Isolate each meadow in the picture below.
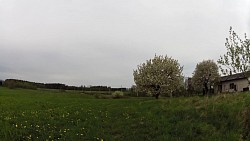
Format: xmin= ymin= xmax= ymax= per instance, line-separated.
xmin=0 ymin=87 xmax=250 ymax=141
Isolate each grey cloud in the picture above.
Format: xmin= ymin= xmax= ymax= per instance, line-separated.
xmin=0 ymin=0 xmax=249 ymax=87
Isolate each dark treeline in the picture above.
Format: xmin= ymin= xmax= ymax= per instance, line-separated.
xmin=0 ymin=80 xmax=3 ymax=86
xmin=2 ymin=79 xmax=128 ymax=92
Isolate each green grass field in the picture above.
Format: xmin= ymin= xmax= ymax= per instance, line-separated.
xmin=1 ymin=87 xmax=250 ymax=141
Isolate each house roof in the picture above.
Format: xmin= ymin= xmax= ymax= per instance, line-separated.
xmin=220 ymin=71 xmax=250 ymax=82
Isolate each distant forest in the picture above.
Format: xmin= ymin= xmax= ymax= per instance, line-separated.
xmin=1 ymin=79 xmax=127 ymax=92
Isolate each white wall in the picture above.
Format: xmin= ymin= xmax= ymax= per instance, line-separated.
xmin=221 ymin=77 xmax=250 ymax=92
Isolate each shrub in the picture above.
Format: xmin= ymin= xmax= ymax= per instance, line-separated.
xmin=112 ymin=91 xmax=124 ymax=99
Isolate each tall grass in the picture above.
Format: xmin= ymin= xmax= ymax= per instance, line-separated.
xmin=0 ymin=87 xmax=250 ymax=141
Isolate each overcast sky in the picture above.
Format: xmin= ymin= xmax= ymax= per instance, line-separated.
xmin=0 ymin=0 xmax=249 ymax=87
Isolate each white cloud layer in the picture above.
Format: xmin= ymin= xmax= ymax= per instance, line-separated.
xmin=0 ymin=0 xmax=249 ymax=87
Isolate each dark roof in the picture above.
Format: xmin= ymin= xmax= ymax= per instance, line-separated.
xmin=220 ymin=71 xmax=250 ymax=82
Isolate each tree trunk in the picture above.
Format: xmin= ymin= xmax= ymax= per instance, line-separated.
xmin=155 ymin=93 xmax=159 ymax=99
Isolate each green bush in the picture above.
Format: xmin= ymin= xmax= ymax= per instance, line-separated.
xmin=112 ymin=91 xmax=124 ymax=99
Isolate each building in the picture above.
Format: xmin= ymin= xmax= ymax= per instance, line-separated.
xmin=218 ymin=72 xmax=250 ymax=93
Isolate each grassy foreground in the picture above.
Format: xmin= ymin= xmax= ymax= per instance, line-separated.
xmin=0 ymin=87 xmax=250 ymax=141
